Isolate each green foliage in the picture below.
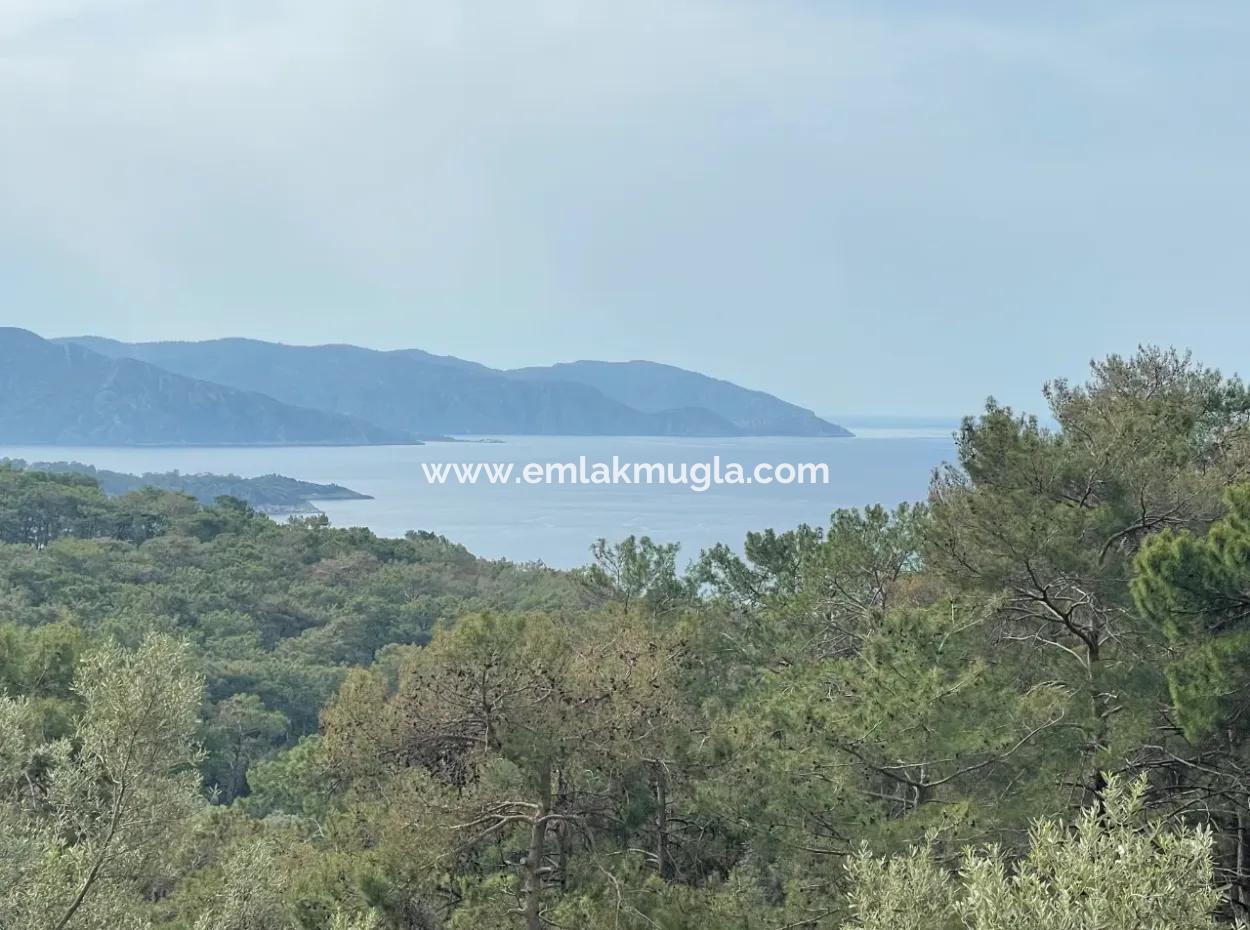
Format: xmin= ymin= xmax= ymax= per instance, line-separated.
xmin=202 ymin=693 xmax=290 ymax=802
xmin=5 ymin=458 xmax=371 ymax=510
xmin=580 ymin=534 xmax=696 ymax=614
xmin=923 ymin=349 xmax=1250 ymax=806
xmin=192 ymin=840 xmax=295 ymax=930
xmin=4 ymin=346 xmax=1250 ymax=927
xmin=842 ymin=778 xmax=1222 ymax=930
xmin=0 ymin=470 xmax=584 ymax=801
xmin=321 ymin=610 xmax=691 ymax=929
xmin=0 ymin=463 xmax=113 ymax=547
xmin=0 ymin=620 xmax=87 ymax=740
xmin=0 ymin=635 xmax=204 ymax=930
xmin=1134 ymin=483 xmax=1250 ymax=741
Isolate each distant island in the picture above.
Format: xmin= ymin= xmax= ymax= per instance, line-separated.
xmin=0 ymin=328 xmax=850 ymax=445
xmin=3 ymin=459 xmax=371 ymax=513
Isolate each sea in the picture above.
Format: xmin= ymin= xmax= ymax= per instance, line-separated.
xmin=0 ymin=429 xmax=957 ymax=569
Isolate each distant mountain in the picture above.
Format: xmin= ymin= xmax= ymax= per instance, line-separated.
xmin=62 ymin=337 xmax=772 ymax=436
xmin=4 ymin=459 xmax=370 ymax=511
xmin=61 ymin=336 xmax=849 ymax=438
xmin=0 ymin=328 xmax=417 ymax=446
xmin=509 ymin=360 xmax=850 ymax=437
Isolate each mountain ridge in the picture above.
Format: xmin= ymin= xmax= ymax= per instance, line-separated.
xmin=61 ymin=336 xmax=742 ymax=436
xmin=507 ymin=359 xmax=848 ymax=436
xmin=0 ymin=328 xmax=420 ymax=446
xmin=58 ymin=335 xmax=850 ymax=438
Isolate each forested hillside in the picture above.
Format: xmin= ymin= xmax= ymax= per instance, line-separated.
xmin=3 ymin=459 xmax=371 ymax=511
xmin=3 ymin=347 xmax=1250 ymax=929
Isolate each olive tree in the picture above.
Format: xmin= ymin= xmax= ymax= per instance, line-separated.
xmin=0 ymin=635 xmax=204 ymax=930
xmin=842 ymin=777 xmax=1222 ymax=930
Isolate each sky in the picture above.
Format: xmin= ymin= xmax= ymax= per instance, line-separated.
xmin=1 ymin=1 xmax=1248 ymax=418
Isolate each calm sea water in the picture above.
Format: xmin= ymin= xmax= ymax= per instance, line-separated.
xmin=0 ymin=433 xmax=956 ymax=568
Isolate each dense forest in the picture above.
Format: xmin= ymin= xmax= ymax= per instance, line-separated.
xmin=3 ymin=347 xmax=1250 ymax=929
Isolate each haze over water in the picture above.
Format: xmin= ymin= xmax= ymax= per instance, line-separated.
xmin=0 ymin=433 xmax=954 ymax=568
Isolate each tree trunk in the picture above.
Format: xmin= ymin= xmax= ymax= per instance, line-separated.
xmin=522 ymin=765 xmax=552 ymax=930
xmin=1236 ymin=793 xmax=1249 ymax=915
xmin=1084 ymin=625 xmax=1112 ymax=814
xmin=556 ymin=768 xmax=570 ymax=891
xmin=654 ymin=764 xmax=672 ymax=880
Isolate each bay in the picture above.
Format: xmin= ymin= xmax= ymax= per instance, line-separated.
xmin=0 ymin=433 xmax=956 ymax=568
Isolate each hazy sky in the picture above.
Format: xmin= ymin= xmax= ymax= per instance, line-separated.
xmin=2 ymin=1 xmax=1247 ymax=417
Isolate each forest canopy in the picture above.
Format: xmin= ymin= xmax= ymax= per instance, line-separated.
xmin=3 ymin=347 xmax=1250 ymax=929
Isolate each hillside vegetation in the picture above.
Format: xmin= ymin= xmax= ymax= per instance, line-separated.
xmin=4 ymin=459 xmax=371 ymax=511
xmin=3 ymin=347 xmax=1250 ymax=929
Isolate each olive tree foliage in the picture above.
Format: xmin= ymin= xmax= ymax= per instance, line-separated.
xmin=190 ymin=837 xmax=381 ymax=930
xmin=0 ymin=635 xmax=204 ymax=930
xmin=192 ymin=840 xmax=294 ymax=930
xmin=329 ymin=913 xmax=382 ymax=930
xmin=842 ymin=778 xmax=1224 ymax=930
